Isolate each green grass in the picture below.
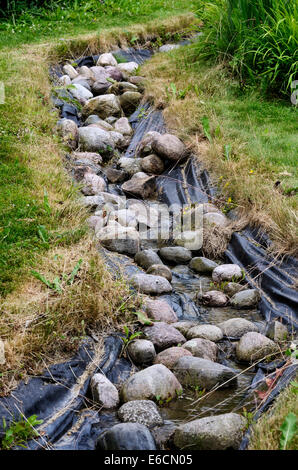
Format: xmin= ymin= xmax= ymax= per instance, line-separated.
xmin=0 ymin=0 xmax=198 ymax=48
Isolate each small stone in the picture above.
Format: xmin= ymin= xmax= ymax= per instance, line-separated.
xmin=139 ymin=131 xmax=161 ymax=156
xmin=118 ymin=400 xmax=163 ymax=427
xmin=127 ymin=339 xmax=156 ymax=365
xmin=141 ymin=154 xmax=165 ymax=175
xmin=218 ymin=318 xmax=259 ymax=338
xmin=174 ymin=413 xmax=246 ymax=450
xmin=230 ymin=289 xmax=260 ymax=308
xmin=84 ymin=115 xmax=113 ymax=130
xmin=90 ymin=373 xmax=119 ymax=409
xmin=0 ymin=339 xmax=5 ymax=365
xmin=118 ymin=157 xmax=143 ymax=176
xmin=110 ymin=208 xmax=137 ymax=227
xmin=105 ymin=167 xmax=127 ymax=183
xmin=130 ymin=274 xmax=172 ymax=295
xmin=56 ymin=118 xmax=78 ymax=149
xmin=212 ymin=264 xmax=243 ymax=283
xmin=171 ymin=321 xmax=198 ymax=337
xmin=120 ymin=91 xmax=142 ymax=114
xmin=147 ymin=264 xmax=172 ymax=282
xmin=79 ymin=66 xmax=94 ymax=79
xmin=81 ymin=172 xmax=106 ymax=195
xmin=68 ymin=83 xmax=93 ymax=104
xmin=92 ymin=80 xmax=111 ymax=96
xmin=152 ymin=133 xmax=187 ymax=162
xmin=223 ymin=282 xmax=244 ymax=297
xmin=97 ymin=226 xmax=140 ymax=255
xmin=173 ymin=357 xmax=237 ymax=390
xmin=114 ymin=117 xmax=133 ymax=136
xmin=182 ymin=338 xmax=217 ymax=362
xmin=63 ymin=63 xmax=78 ymax=79
xmin=186 ymin=324 xmax=223 ymax=342
xmin=145 ymin=299 xmax=177 ymax=323
xmin=105 ymin=66 xmax=124 ymax=82
xmin=78 ymin=126 xmax=114 ymax=156
xmin=201 ymin=290 xmax=228 ymax=307
xmin=189 ymin=257 xmax=218 ymax=274
xmin=97 ymin=423 xmax=156 ymax=450
xmin=267 ymin=321 xmax=288 ymax=342
xmin=159 ymin=247 xmax=192 ymax=264
xmin=122 ymin=174 xmax=156 ymax=199
xmin=236 ymin=332 xmax=279 ymax=363
xmin=58 ymin=75 xmax=71 ymax=86
xmin=159 ymin=44 xmax=180 ymax=52
xmin=121 ymin=364 xmax=182 ymax=402
xmin=117 ymin=62 xmax=139 ymax=74
xmin=97 ymin=52 xmax=117 ymax=67
xmin=143 ymin=322 xmax=185 ymax=352
xmin=154 ymin=347 xmax=192 ymax=369
xmin=134 ymin=249 xmax=163 ymax=270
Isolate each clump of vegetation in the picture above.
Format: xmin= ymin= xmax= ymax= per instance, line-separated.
xmin=194 ymin=0 xmax=297 ymax=97
xmin=1 ymin=415 xmax=43 ymax=450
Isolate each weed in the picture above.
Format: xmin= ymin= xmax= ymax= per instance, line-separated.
xmin=279 ymin=412 xmax=297 ymax=450
xmin=121 ymin=325 xmax=143 ymax=347
xmin=1 ymin=415 xmax=43 ymax=450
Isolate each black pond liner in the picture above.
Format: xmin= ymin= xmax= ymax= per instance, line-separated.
xmin=1 ymin=46 xmax=297 ymax=450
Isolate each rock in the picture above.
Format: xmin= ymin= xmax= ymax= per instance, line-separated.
xmin=122 ymin=174 xmax=156 ymax=199
xmin=152 ymin=421 xmax=177 ymax=449
xmin=82 ymin=94 xmax=121 ymax=119
xmin=147 ymin=264 xmax=172 ymax=282
xmin=69 ymin=83 xmax=93 ymax=104
xmin=159 ymin=247 xmax=192 ymax=264
xmin=173 ymin=357 xmax=237 ymax=390
xmin=63 ymin=63 xmax=78 ymax=79
xmin=87 ymin=215 xmax=103 ymax=230
xmin=174 ymin=230 xmax=203 ymax=251
xmin=127 ymin=339 xmax=156 ymax=365
xmin=174 ymin=413 xmax=246 ymax=450
xmin=139 ymin=131 xmax=161 ymax=156
xmin=143 ymin=322 xmax=185 ymax=351
xmin=130 ymin=274 xmax=172 ymax=295
xmin=120 ymin=91 xmax=142 ymax=114
xmin=230 ymin=289 xmax=260 ymax=308
xmin=110 ymin=208 xmax=137 ymax=228
xmin=114 ymin=117 xmax=133 ymax=136
xmin=159 ymin=44 xmax=181 ymax=52
xmin=118 ymin=157 xmax=142 ymax=175
xmin=152 ymin=133 xmax=187 ymax=162
xmin=218 ymin=318 xmax=259 ymax=338
xmin=201 ymin=290 xmax=228 ymax=307
xmin=203 ymin=212 xmax=228 ymax=227
xmin=117 ymin=61 xmax=139 ymax=74
xmin=135 ymin=249 xmax=163 ymax=270
xmin=212 ymin=264 xmax=243 ymax=283
xmin=109 ymin=130 xmax=126 ymax=148
xmin=105 ymin=66 xmax=123 ymax=82
xmin=109 ymin=81 xmax=138 ymax=95
xmin=121 ymin=364 xmax=182 ymax=402
xmin=58 ymin=74 xmax=71 ymax=86
xmin=82 ymin=172 xmax=106 ymax=195
xmin=182 ymin=338 xmax=217 ymax=362
xmin=0 ymin=339 xmax=5 ymax=365
xmin=105 ymin=167 xmax=127 ymax=183
xmin=56 ymin=118 xmax=78 ymax=149
xmin=90 ymin=65 xmax=109 ymax=82
xmin=118 ymin=400 xmax=163 ymax=427
xmin=97 ymin=52 xmax=117 ymax=67
xmin=172 ymin=321 xmax=198 ymax=337
xmin=236 ymin=332 xmax=279 ymax=363
xmin=141 ymin=154 xmax=165 ymax=175
xmin=79 ymin=65 xmax=94 ymax=79
xmin=189 ymin=257 xmax=218 ymax=274
xmin=97 ymin=226 xmax=140 ymax=255
xmin=90 ymin=373 xmax=119 ymax=409
xmin=84 ymin=115 xmax=113 ymax=130
xmin=145 ymin=299 xmax=177 ymax=323
xmin=223 ymin=282 xmax=244 ymax=297
xmin=97 ymin=423 xmax=156 ymax=450
xmin=71 ymin=76 xmax=92 ymax=90
xmin=267 ymin=321 xmax=288 ymax=342
xmin=91 ymin=80 xmax=111 ymax=96
xmin=186 ymin=324 xmax=223 ymax=342
xmin=154 ymin=347 xmax=192 ymax=369
xmin=78 ymin=126 xmax=114 ymax=156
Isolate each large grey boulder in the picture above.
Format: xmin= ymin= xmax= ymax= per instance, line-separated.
xmin=159 ymin=247 xmax=192 ymax=264
xmin=201 ymin=290 xmax=228 ymax=307
xmin=121 ymin=364 xmax=182 ymax=402
xmin=182 ymin=338 xmax=217 ymax=362
xmin=81 ymin=172 xmax=106 ymax=195
xmin=218 ymin=318 xmax=259 ymax=338
xmin=230 ymin=289 xmax=260 ymax=308
xmin=127 ymin=339 xmax=156 ymax=365
xmin=189 ymin=257 xmax=218 ymax=274
xmin=154 ymin=347 xmax=192 ymax=369
xmin=212 ymin=264 xmax=243 ymax=283
xmin=147 ymin=264 xmax=172 ymax=282
xmin=97 ymin=423 xmax=156 ymax=450
xmin=78 ymin=126 xmax=114 ymax=155
xmin=152 ymin=133 xmax=187 ymax=161
xmin=82 ymin=94 xmax=121 ymax=119
xmin=145 ymin=299 xmax=177 ymax=323
xmin=90 ymin=373 xmax=119 ymax=409
xmin=120 ymin=91 xmax=142 ymax=114
xmin=174 ymin=413 xmax=246 ymax=450
xmin=143 ymin=322 xmax=186 ymax=351
xmin=118 ymin=400 xmax=163 ymax=427
xmin=135 ymin=249 xmax=163 ymax=270
xmin=236 ymin=332 xmax=279 ymax=363
xmin=57 ymin=118 xmax=78 ymax=149
xmin=173 ymin=357 xmax=237 ymax=389
xmin=186 ymin=324 xmax=223 ymax=342
xmin=130 ymin=274 xmax=172 ymax=295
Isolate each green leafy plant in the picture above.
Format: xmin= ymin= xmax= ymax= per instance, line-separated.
xmin=31 ymin=258 xmax=83 ymax=294
xmin=279 ymin=412 xmax=297 ymax=450
xmin=1 ymin=415 xmax=43 ymax=450
xmin=242 ymin=407 xmax=254 ymax=428
xmin=201 ymin=116 xmax=212 ymax=142
xmin=121 ymin=325 xmax=143 ymax=347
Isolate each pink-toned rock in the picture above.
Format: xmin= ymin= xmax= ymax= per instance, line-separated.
xmin=154 ymin=347 xmax=192 ymax=369
xmin=201 ymin=290 xmax=228 ymax=307
xmin=145 ymin=299 xmax=178 ymax=323
xmin=182 ymin=338 xmax=218 ymax=362
xmin=143 ymin=322 xmax=186 ymax=352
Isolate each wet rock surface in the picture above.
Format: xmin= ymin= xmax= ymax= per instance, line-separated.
xmin=97 ymin=422 xmax=157 ymax=450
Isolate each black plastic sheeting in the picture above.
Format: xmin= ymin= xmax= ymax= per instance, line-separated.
xmin=0 ymin=47 xmax=296 ymax=450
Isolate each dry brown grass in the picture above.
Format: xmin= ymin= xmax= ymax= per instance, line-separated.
xmin=141 ymin=51 xmax=298 ymax=257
